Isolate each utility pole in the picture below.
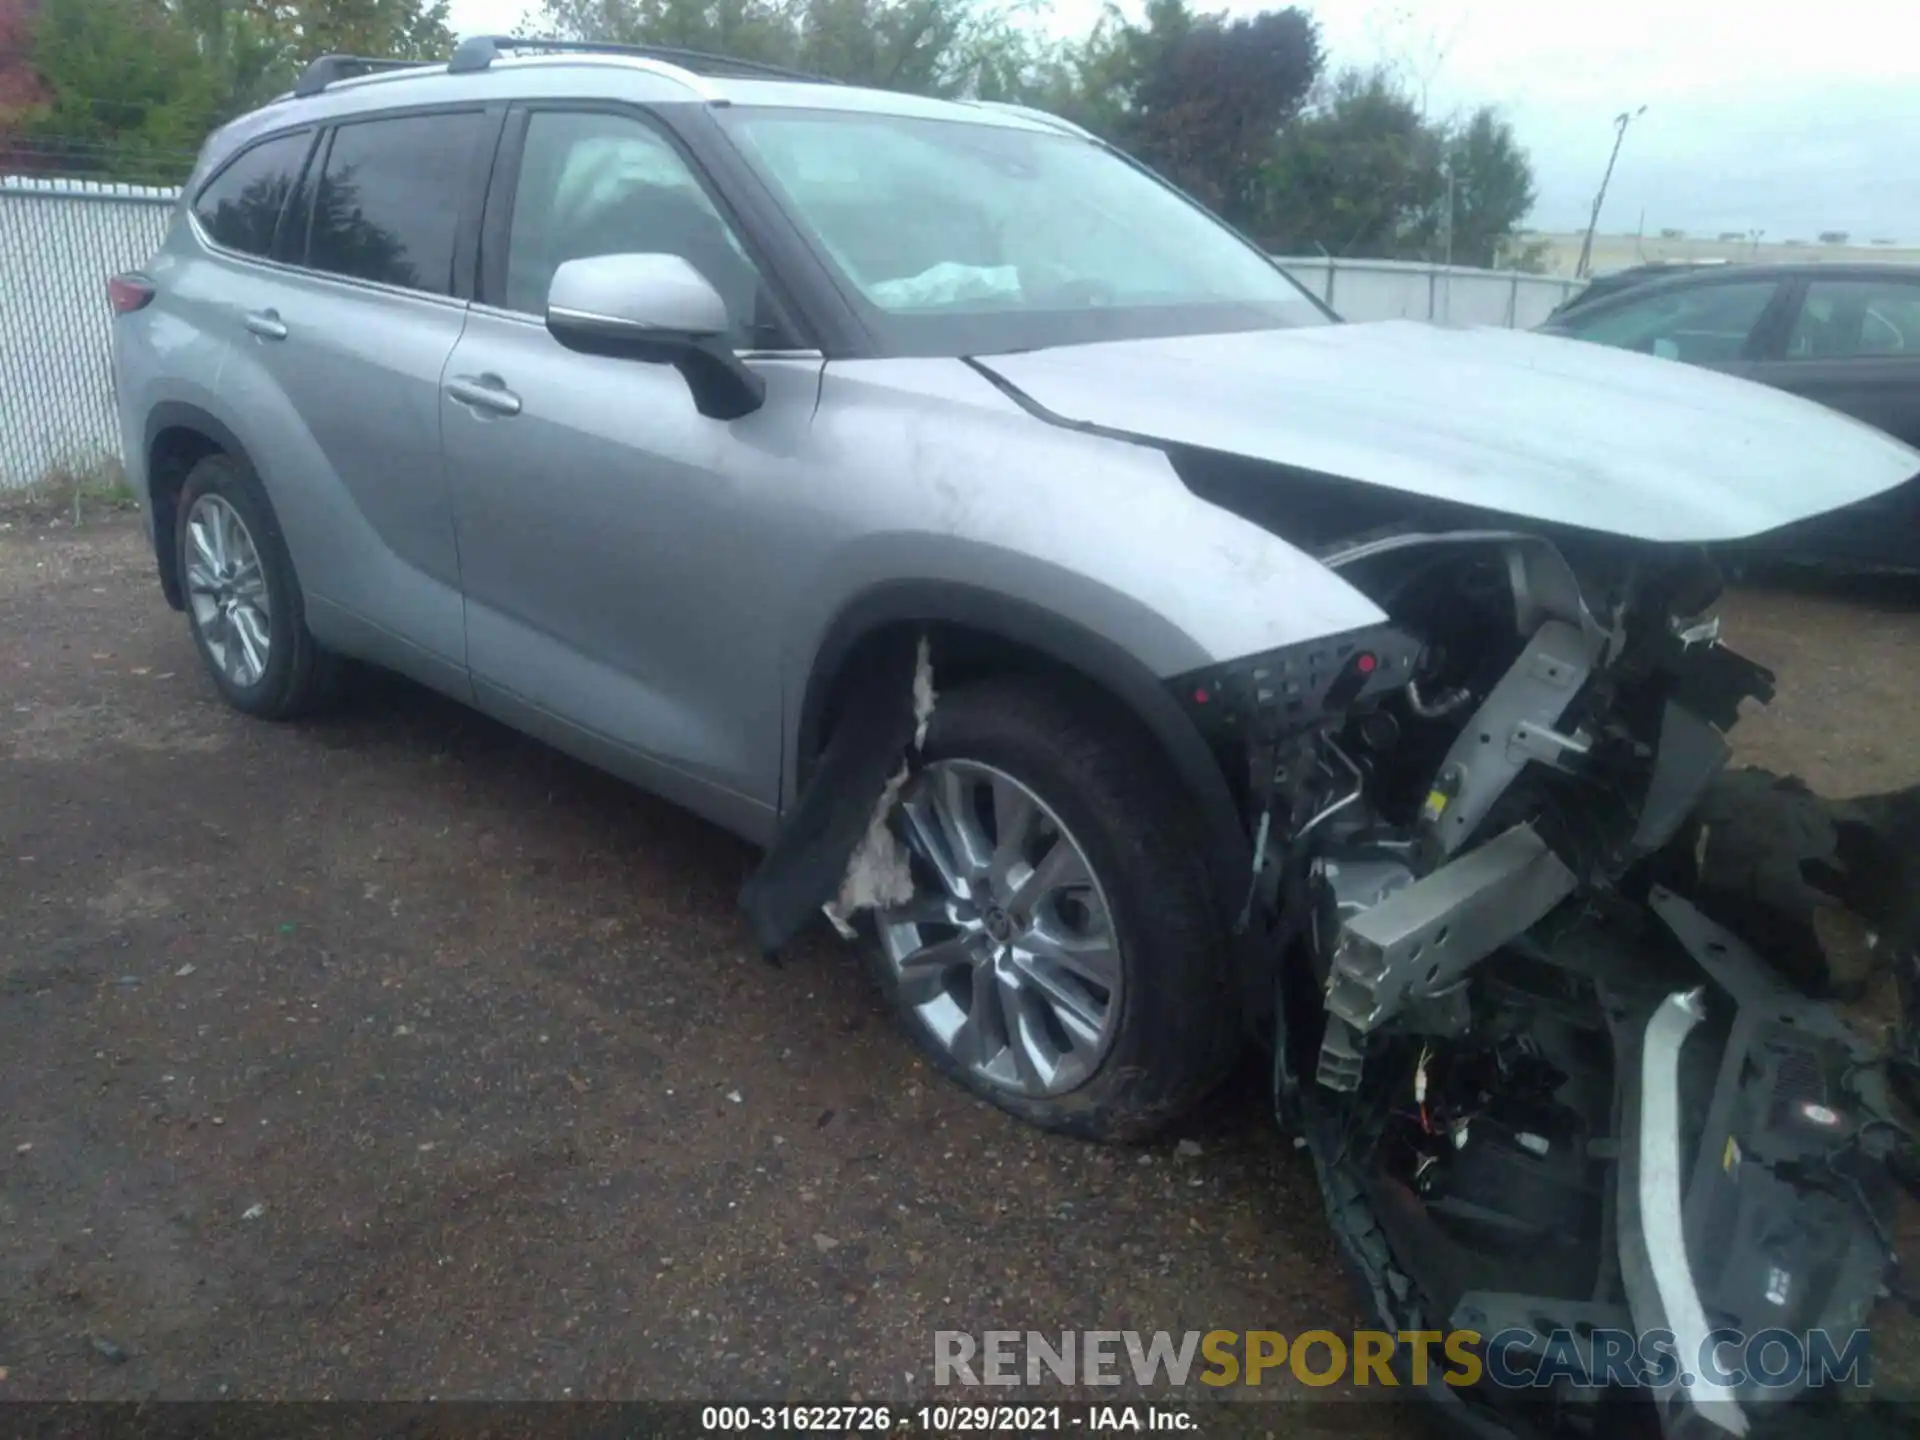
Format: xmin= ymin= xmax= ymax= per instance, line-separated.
xmin=1575 ymin=105 xmax=1647 ymax=278
xmin=1748 ymin=228 xmax=1765 ymax=258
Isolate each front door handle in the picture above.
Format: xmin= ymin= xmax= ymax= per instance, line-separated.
xmin=244 ymin=309 xmax=288 ymax=341
xmin=446 ymin=374 xmax=522 ymax=417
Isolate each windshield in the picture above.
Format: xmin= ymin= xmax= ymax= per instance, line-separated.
xmin=719 ymin=107 xmax=1330 ymax=355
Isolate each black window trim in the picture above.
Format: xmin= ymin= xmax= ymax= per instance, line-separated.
xmin=188 ymin=126 xmax=321 ymax=264
xmin=295 ymin=101 xmax=507 ymax=303
xmin=474 ymin=96 xmax=814 ymax=353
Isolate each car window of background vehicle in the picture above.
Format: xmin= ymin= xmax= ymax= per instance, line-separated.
xmin=1561 ymin=279 xmax=1778 ymax=363
xmin=1787 ymin=278 xmax=1920 ymax=358
xmin=500 ymin=109 xmax=763 ymax=343
xmin=307 ymin=112 xmax=483 ymax=295
xmin=192 ymin=131 xmax=311 ymax=258
xmin=722 ymin=110 xmax=1322 ymax=324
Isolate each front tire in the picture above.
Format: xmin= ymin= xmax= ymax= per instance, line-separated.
xmin=176 ymin=453 xmax=340 ymax=719
xmin=869 ymin=677 xmax=1237 ymax=1141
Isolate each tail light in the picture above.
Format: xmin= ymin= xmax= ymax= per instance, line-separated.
xmin=108 ymin=273 xmax=155 ymax=314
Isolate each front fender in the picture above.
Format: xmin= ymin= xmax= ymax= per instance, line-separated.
xmin=778 ymin=359 xmax=1391 ymax=970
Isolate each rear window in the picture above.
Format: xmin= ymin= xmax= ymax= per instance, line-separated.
xmin=192 ymin=131 xmax=312 ymax=257
xmin=305 ymin=111 xmax=483 ymax=295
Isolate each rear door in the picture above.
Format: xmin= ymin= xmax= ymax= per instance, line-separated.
xmin=1760 ymin=274 xmax=1920 ymax=448
xmin=208 ymin=105 xmax=499 ymax=693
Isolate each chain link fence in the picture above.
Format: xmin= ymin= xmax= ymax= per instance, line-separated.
xmin=0 ymin=176 xmax=179 ymax=490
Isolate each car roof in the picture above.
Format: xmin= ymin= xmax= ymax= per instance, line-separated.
xmin=1546 ymin=258 xmax=1920 ymax=323
xmin=1586 ymin=260 xmax=1920 ymax=288
xmin=196 ymin=46 xmax=1083 ymax=184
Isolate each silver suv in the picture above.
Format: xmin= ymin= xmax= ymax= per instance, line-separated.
xmin=113 ymin=37 xmax=1917 ymax=1145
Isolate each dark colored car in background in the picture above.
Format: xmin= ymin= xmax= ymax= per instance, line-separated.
xmin=1541 ymin=262 xmax=1920 ymax=570
xmin=1545 ymin=258 xmax=1733 ymax=321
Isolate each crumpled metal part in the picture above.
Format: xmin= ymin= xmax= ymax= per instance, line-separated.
xmin=822 ymin=637 xmax=938 ymax=938
xmin=738 ymin=633 xmax=935 ymax=957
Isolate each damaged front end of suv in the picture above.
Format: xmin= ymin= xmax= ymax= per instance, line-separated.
xmin=1168 ymin=501 xmax=1913 ymax=1436
xmin=739 ymin=309 xmax=1920 ymax=1436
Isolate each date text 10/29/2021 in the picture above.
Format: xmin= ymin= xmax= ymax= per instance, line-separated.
xmin=700 ymin=1407 xmax=1197 ymax=1432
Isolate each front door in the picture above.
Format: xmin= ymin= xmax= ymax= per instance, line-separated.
xmin=440 ymin=105 xmax=822 ymax=841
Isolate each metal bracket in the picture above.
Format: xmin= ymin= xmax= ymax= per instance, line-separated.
xmin=1507 ymin=719 xmax=1592 ymax=769
xmin=1423 ymin=620 xmax=1596 ymax=857
xmin=1322 ymin=822 xmax=1578 ymax=1042
xmin=1315 ymin=1014 xmax=1367 ymax=1092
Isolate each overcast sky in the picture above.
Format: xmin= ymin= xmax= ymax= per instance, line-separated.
xmin=446 ymin=0 xmax=1917 ymax=241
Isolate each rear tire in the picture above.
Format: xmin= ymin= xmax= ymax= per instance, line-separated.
xmin=867 ymin=677 xmax=1237 ymax=1141
xmin=175 ymin=453 xmax=342 ymax=720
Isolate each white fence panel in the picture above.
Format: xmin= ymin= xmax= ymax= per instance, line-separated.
xmin=1274 ymin=256 xmax=1584 ymax=328
xmin=0 ymin=177 xmax=179 ymax=489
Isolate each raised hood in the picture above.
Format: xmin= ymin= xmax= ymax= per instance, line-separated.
xmin=970 ymin=321 xmax=1920 ymax=543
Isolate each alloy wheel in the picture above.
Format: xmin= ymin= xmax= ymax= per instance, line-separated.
xmin=876 ymin=759 xmax=1123 ymax=1097
xmin=184 ymin=494 xmax=272 ymax=688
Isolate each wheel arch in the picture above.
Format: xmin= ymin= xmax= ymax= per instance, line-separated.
xmin=144 ymin=403 xmax=250 ymax=611
xmin=793 ymin=580 xmax=1255 ymax=936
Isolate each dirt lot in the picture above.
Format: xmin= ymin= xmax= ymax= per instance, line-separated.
xmin=1 ymin=515 xmax=1917 ymax=1412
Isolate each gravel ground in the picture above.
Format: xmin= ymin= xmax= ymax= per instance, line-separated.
xmin=1 ymin=516 xmax=1915 ymax=1420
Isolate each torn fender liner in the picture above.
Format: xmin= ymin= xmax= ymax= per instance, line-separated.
xmin=739 ymin=631 xmax=922 ymax=956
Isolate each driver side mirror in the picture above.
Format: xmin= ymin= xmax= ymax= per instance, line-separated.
xmin=545 ymin=253 xmax=766 ymax=421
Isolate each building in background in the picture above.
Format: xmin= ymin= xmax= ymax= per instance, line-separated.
xmin=1525 ymin=230 xmax=1920 ymax=276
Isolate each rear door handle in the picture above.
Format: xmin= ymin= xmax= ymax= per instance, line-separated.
xmin=446 ymin=374 xmax=522 ymax=417
xmin=244 ymin=309 xmax=288 ymax=341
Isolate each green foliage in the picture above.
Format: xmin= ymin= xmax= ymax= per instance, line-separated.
xmin=1442 ymin=106 xmax=1537 ymax=268
xmin=12 ymin=0 xmax=222 ymax=177
xmin=6 ymin=0 xmax=453 ymax=180
xmin=533 ymin=0 xmax=1063 ymax=97
xmin=1261 ymin=66 xmax=1440 ymax=257
xmin=1083 ymin=0 xmax=1321 ymax=229
xmin=1258 ymin=65 xmax=1536 ymax=264
xmin=5 ymin=0 xmax=1541 ymax=269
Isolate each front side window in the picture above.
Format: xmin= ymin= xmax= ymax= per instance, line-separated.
xmin=1787 ymin=278 xmax=1920 ymax=358
xmin=193 ymin=131 xmax=311 ymax=257
xmin=718 ymin=107 xmax=1327 ymax=354
xmin=305 ymin=112 xmax=483 ymax=295
xmin=499 ymin=109 xmax=770 ymax=344
xmin=1559 ymin=280 xmax=1780 ymax=364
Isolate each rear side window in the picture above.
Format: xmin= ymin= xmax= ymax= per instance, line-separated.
xmin=306 ymin=112 xmax=483 ymax=295
xmin=193 ymin=131 xmax=311 ymax=257
xmin=1787 ymin=278 xmax=1920 ymax=359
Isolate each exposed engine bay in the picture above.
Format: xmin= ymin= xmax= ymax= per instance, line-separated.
xmin=1175 ymin=528 xmax=1918 ymax=1437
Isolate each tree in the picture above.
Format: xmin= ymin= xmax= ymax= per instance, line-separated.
xmin=1066 ymin=0 xmax=1320 ymax=229
xmin=10 ymin=0 xmax=222 ymax=180
xmin=7 ymin=0 xmax=455 ymax=180
xmin=1259 ymin=66 xmax=1440 ymax=257
xmin=1 ymin=0 xmax=46 ymax=118
xmin=531 ymin=0 xmax=1056 ymax=97
xmin=1256 ymin=65 xmax=1534 ymax=265
xmin=1440 ymin=105 xmax=1535 ymax=267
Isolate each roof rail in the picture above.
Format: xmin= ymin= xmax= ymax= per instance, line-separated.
xmin=446 ymin=34 xmax=839 ymax=85
xmin=967 ymin=100 xmax=1096 ymax=141
xmin=293 ymin=54 xmax=433 ymax=98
